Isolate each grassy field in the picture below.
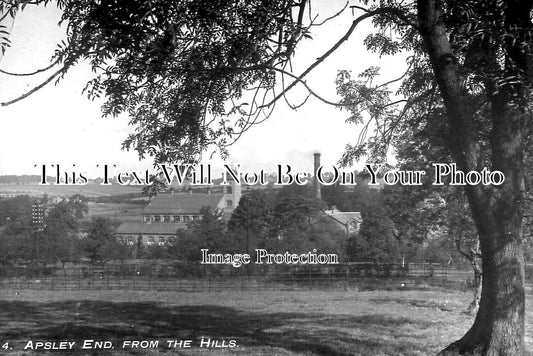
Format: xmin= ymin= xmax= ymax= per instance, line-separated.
xmin=81 ymin=202 xmax=146 ymax=223
xmin=1 ymin=288 xmax=532 ymax=356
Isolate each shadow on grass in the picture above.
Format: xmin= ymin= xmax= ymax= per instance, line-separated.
xmin=0 ymin=300 xmax=436 ymax=355
xmin=369 ymin=297 xmax=456 ymax=312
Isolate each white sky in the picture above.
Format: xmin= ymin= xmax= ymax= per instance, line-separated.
xmin=0 ymin=2 xmax=406 ymax=178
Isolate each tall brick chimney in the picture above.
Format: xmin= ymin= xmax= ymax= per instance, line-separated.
xmin=313 ymin=152 xmax=321 ymax=200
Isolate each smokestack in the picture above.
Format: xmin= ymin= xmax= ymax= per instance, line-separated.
xmin=313 ymin=152 xmax=321 ymax=200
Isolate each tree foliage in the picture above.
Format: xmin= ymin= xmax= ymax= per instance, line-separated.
xmin=322 ymin=181 xmax=382 ymax=213
xmin=0 ymin=195 xmax=88 ymax=265
xmin=346 ymin=205 xmax=400 ymax=263
xmin=42 ymin=200 xmax=82 ymax=264
xmin=227 ymin=189 xmax=274 ymax=253
xmin=174 ymin=207 xmax=228 ymax=262
xmin=29 ymin=0 xmax=310 ymax=162
xmin=83 ymin=216 xmax=116 ymax=263
xmin=0 ymin=195 xmax=33 ymax=232
xmin=227 ymin=186 xmax=345 ymax=256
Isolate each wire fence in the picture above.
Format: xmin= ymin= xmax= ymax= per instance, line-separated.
xmin=0 ymin=262 xmax=482 ymax=292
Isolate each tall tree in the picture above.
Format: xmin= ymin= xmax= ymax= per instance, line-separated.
xmin=346 ymin=205 xmax=400 ymax=263
xmin=84 ymin=216 xmax=115 ymax=263
xmin=336 ymin=3 xmax=532 ymax=354
xmin=174 ymin=207 xmax=229 ymax=262
xmin=227 ymin=189 xmax=274 ymax=254
xmin=322 ymin=179 xmax=383 ymax=213
xmin=0 ymin=195 xmax=33 ymax=230
xmin=2 ymin=1 xmax=533 ymax=354
xmin=42 ymin=200 xmax=83 ymax=265
xmin=1 ymin=196 xmax=45 ymax=265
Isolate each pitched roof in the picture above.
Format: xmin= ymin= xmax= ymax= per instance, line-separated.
xmin=323 ymin=209 xmax=362 ymax=226
xmin=142 ymin=193 xmax=224 ymax=215
xmin=115 ymin=221 xmax=185 ymax=235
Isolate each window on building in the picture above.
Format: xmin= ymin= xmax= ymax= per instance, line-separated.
xmin=173 ymin=215 xmax=181 ymax=222
xmin=147 ymin=236 xmax=155 ymax=245
xmin=163 ymin=215 xmax=171 ymax=222
xmin=154 ymin=215 xmax=161 ymax=222
xmin=227 ymin=186 xmax=233 ymax=194
xmin=226 ymin=199 xmax=233 ymax=208
xmin=192 ymin=215 xmax=200 ymax=221
xmin=349 ymin=221 xmax=358 ymax=231
xmin=183 ymin=216 xmax=190 ymax=222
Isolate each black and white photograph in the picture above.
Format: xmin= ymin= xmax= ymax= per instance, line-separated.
xmin=0 ymin=1 xmax=532 ymax=355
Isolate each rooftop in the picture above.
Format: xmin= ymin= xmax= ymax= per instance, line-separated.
xmin=142 ymin=192 xmax=224 ymax=215
xmin=115 ymin=221 xmax=185 ymax=235
xmin=324 ymin=209 xmax=362 ymax=225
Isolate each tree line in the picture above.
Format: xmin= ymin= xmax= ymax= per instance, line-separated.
xmin=0 ymin=194 xmax=129 ymax=267
xmin=3 ymin=181 xmax=530 ymax=270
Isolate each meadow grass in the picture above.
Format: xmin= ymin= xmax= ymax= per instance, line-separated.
xmin=0 ymin=288 xmax=531 ymax=355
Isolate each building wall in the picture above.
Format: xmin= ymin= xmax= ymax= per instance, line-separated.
xmin=116 ymin=233 xmax=177 ymax=246
xmin=221 ymin=178 xmax=242 ymax=211
xmin=141 ymin=213 xmax=202 ymax=223
xmin=115 ymin=179 xmax=242 ymax=246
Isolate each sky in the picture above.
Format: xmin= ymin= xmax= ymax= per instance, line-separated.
xmin=0 ymin=1 xmax=406 ymax=179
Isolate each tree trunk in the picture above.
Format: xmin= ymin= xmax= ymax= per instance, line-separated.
xmin=416 ymin=1 xmax=527 ymax=354
xmin=441 ymin=97 xmax=526 ymax=355
xmin=440 ymin=226 xmax=525 ymax=356
xmin=456 ymin=227 xmax=482 ymax=315
xmin=466 ymin=255 xmax=482 ymax=316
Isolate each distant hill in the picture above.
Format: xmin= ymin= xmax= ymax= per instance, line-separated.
xmin=0 ymin=175 xmax=48 ymax=184
xmin=0 ymin=175 xmax=143 ymax=197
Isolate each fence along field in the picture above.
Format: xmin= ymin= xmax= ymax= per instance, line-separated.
xmin=2 ymin=263 xmax=533 ymax=355
xmin=0 ymin=262 xmax=486 ymax=292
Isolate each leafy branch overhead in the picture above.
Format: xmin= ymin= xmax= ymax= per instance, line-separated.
xmin=3 ymin=1 xmax=533 ymax=167
xmin=2 ymin=0 xmax=331 ymax=163
xmin=1 ymin=0 xmax=419 ymax=164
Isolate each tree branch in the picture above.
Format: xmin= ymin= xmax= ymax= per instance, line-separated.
xmin=311 ymin=2 xmax=349 ymax=27
xmin=0 ymin=60 xmax=58 ymax=76
xmin=263 ymin=7 xmax=407 ymax=109
xmin=1 ymin=65 xmax=65 ymax=106
xmin=265 ymin=65 xmax=345 ymax=106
